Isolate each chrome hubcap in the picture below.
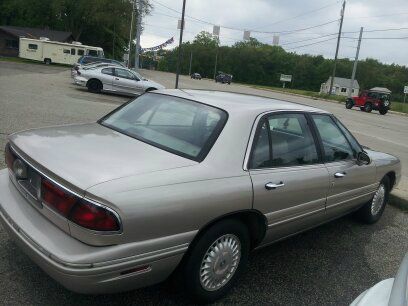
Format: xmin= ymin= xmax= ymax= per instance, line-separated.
xmin=199 ymin=234 xmax=241 ymax=291
xmin=371 ymin=184 xmax=385 ymax=215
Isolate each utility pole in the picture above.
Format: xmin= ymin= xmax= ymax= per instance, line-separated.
xmin=127 ymin=0 xmax=135 ymax=68
xmin=134 ymin=0 xmax=143 ymax=70
xmin=188 ymin=51 xmax=193 ymax=76
xmin=329 ymin=0 xmax=346 ymax=95
xmin=175 ymin=0 xmax=187 ymax=89
xmin=348 ymin=27 xmax=363 ymax=98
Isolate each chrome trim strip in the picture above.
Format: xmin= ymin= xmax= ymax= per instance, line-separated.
xmin=8 ymin=144 xmax=123 ymax=235
xmin=267 ymin=207 xmax=325 ymax=228
xmin=326 ymin=190 xmax=376 ymax=210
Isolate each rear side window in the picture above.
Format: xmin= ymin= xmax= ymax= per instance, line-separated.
xmin=311 ymin=114 xmax=354 ymax=162
xmin=71 ymin=48 xmax=76 ymax=55
xmin=250 ymin=113 xmax=319 ymax=169
xmin=63 ymin=49 xmax=70 ymax=54
xmin=28 ymin=44 xmax=38 ymax=50
xmin=101 ymin=68 xmax=114 ymax=75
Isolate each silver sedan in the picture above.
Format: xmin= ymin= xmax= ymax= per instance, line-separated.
xmin=73 ymin=66 xmax=165 ymax=95
xmin=0 ymin=90 xmax=401 ymax=303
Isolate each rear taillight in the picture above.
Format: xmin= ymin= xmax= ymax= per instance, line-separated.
xmin=5 ymin=143 xmax=16 ymax=170
xmin=41 ymin=179 xmax=120 ymax=231
xmin=42 ymin=179 xmax=77 ymax=216
xmin=70 ymin=200 xmax=120 ymax=231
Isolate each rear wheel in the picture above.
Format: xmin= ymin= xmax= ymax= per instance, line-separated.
xmin=44 ymin=58 xmax=51 ymax=65
xmin=87 ymin=79 xmax=102 ymax=93
xmin=364 ymin=103 xmax=373 ymax=113
xmin=182 ymin=219 xmax=250 ymax=303
xmin=345 ymin=99 xmax=354 ymax=109
xmin=356 ymin=176 xmax=390 ymax=224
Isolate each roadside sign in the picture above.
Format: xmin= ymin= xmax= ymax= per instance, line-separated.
xmin=243 ymin=30 xmax=251 ymax=40
xmin=280 ymin=74 xmax=292 ymax=82
xmin=404 ymin=85 xmax=408 ymax=94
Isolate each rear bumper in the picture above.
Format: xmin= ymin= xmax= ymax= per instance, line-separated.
xmin=73 ymin=76 xmax=87 ymax=87
xmin=0 ymin=170 xmax=187 ymax=293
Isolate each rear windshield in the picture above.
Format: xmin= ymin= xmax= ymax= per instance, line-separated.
xmin=100 ymin=94 xmax=228 ymax=161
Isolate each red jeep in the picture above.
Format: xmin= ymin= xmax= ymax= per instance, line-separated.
xmin=345 ymin=89 xmax=391 ymax=115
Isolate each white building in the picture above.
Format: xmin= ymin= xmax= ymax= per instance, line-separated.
xmin=320 ymin=77 xmax=360 ymax=97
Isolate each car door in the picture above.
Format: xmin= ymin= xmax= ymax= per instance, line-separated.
xmin=99 ymin=68 xmax=114 ymax=91
xmin=310 ymin=114 xmax=377 ymax=219
xmin=113 ymin=68 xmax=142 ymax=95
xmin=249 ymin=112 xmax=330 ymax=246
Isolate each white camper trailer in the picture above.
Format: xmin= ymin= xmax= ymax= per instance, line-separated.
xmin=19 ymin=37 xmax=104 ymax=65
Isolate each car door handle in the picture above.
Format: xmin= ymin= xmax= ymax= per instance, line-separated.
xmin=334 ymin=172 xmax=346 ymax=178
xmin=115 ymin=77 xmax=119 ymax=80
xmin=265 ymin=182 xmax=285 ymax=190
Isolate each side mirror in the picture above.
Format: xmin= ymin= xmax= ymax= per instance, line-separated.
xmin=357 ymin=151 xmax=371 ymax=165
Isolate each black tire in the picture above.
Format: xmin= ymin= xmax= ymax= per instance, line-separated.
xmin=356 ymin=176 xmax=390 ymax=224
xmin=379 ymin=108 xmax=388 ymax=115
xmin=87 ymin=79 xmax=102 ymax=93
xmin=360 ymin=107 xmax=365 ymax=111
xmin=364 ymin=103 xmax=373 ymax=113
xmin=44 ymin=58 xmax=51 ymax=65
xmin=345 ymin=99 xmax=354 ymax=109
xmin=182 ymin=219 xmax=250 ymax=303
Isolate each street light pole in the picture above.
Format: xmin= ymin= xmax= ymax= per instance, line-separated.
xmin=329 ymin=0 xmax=346 ymax=95
xmin=135 ymin=0 xmax=143 ymax=70
xmin=127 ymin=0 xmax=135 ymax=68
xmin=188 ymin=51 xmax=193 ymax=76
xmin=175 ymin=0 xmax=187 ymax=89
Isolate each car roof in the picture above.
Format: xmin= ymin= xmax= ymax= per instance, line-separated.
xmin=152 ymin=89 xmax=330 ymax=114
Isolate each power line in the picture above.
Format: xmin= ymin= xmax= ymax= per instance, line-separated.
xmin=345 ymin=11 xmax=408 ymax=19
xmin=280 ymin=32 xmax=338 ymax=46
xmin=251 ymin=0 xmax=340 ymax=30
xmin=285 ymin=37 xmax=338 ymax=50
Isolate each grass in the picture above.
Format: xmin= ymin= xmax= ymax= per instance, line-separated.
xmin=252 ymin=85 xmax=408 ymax=114
xmin=0 ymin=56 xmax=71 ymax=68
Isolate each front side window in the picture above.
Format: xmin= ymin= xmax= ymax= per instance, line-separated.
xmin=28 ymin=44 xmax=38 ymax=50
xmin=311 ymin=114 xmax=354 ymax=162
xmin=71 ymin=48 xmax=76 ymax=55
xmin=101 ymin=94 xmax=228 ymax=161
xmin=250 ymin=113 xmax=319 ymax=169
xmin=78 ymin=50 xmax=84 ymax=56
xmin=115 ymin=69 xmax=134 ymax=80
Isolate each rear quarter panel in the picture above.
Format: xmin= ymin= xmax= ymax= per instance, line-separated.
xmin=86 ymin=166 xmax=253 ymax=244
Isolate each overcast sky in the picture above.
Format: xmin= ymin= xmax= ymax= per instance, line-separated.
xmin=141 ymin=0 xmax=408 ymax=66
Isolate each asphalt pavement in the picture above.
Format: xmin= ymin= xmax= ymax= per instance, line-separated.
xmin=0 ymin=61 xmax=407 ymax=305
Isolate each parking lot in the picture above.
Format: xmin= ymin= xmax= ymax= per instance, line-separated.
xmin=0 ymin=61 xmax=407 ymax=305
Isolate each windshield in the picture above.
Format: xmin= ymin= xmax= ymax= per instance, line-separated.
xmin=100 ymin=93 xmax=228 ymax=161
